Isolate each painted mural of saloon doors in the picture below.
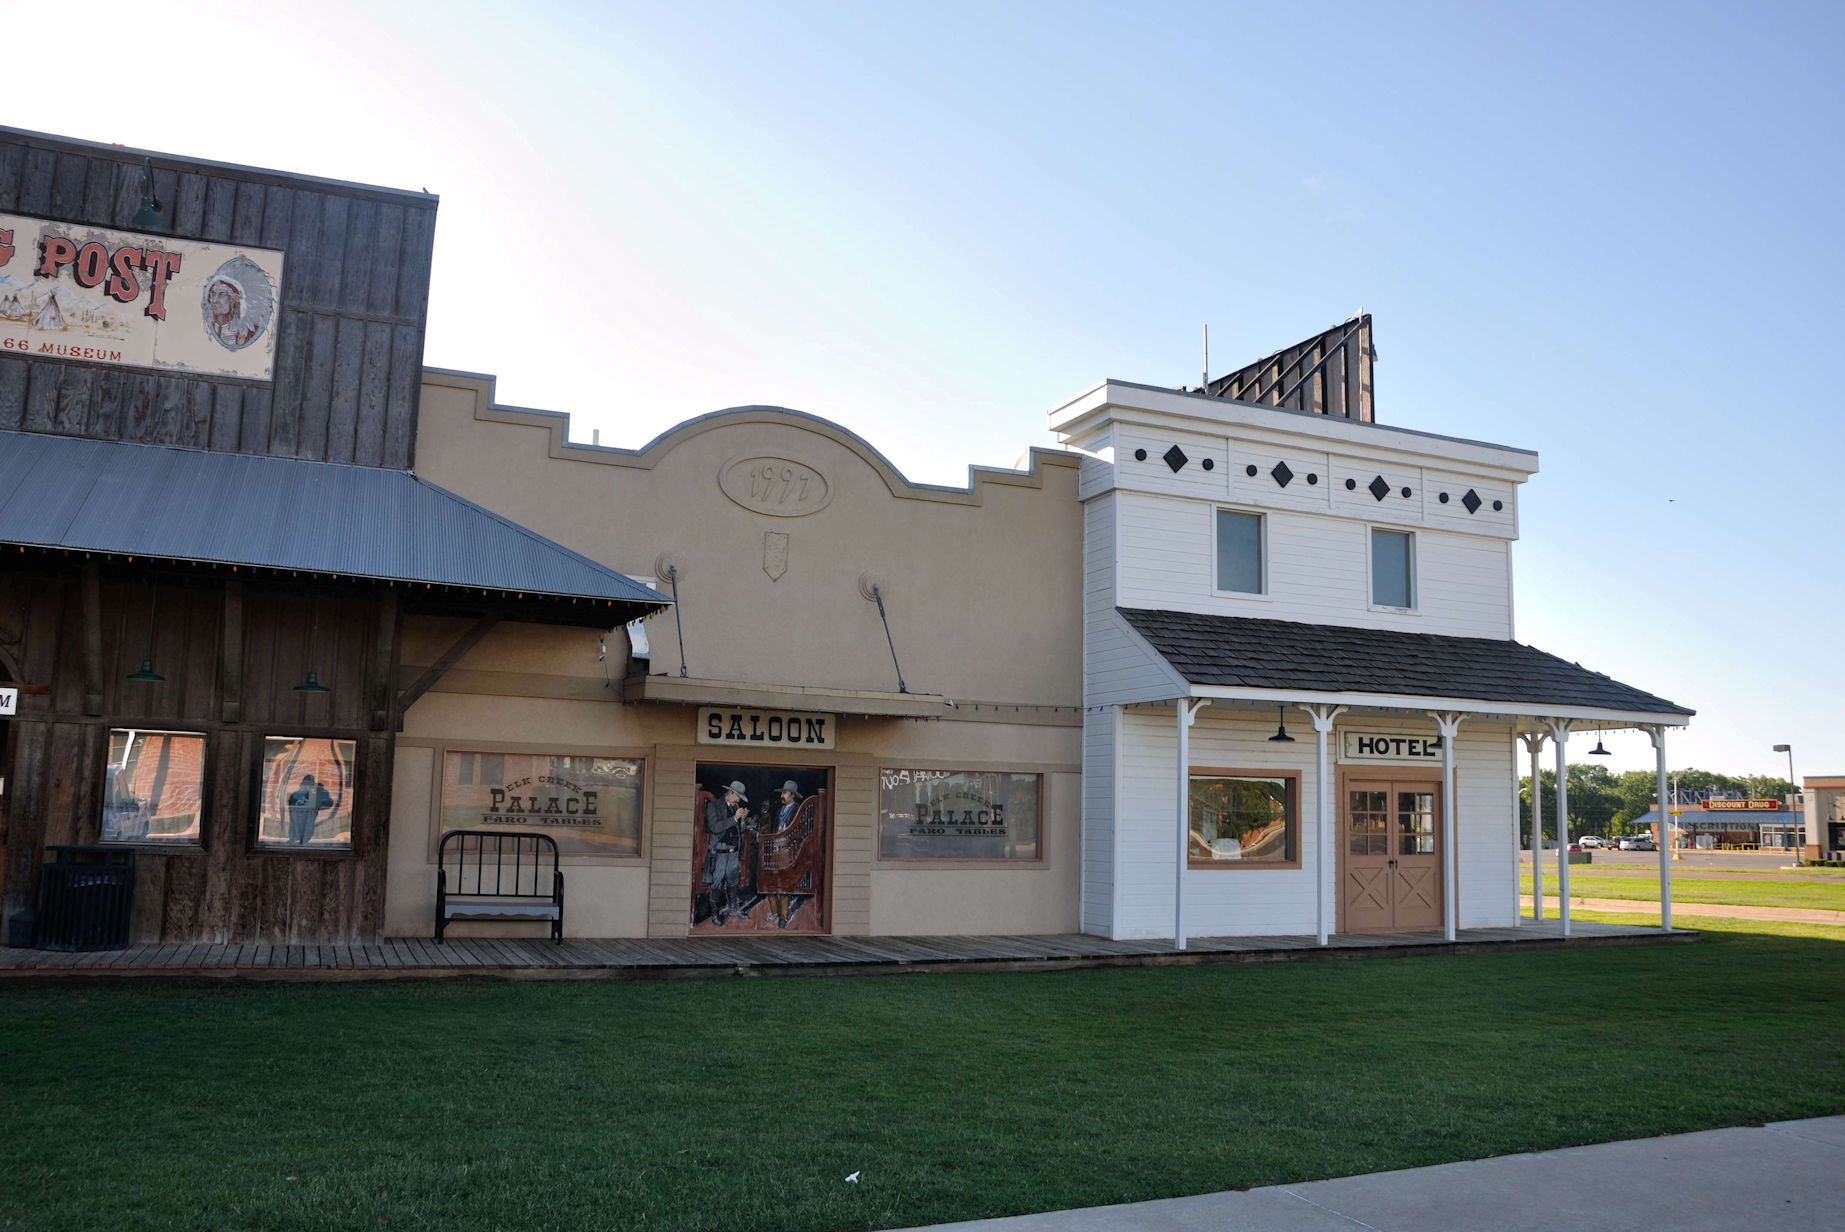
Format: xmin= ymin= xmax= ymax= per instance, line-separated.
xmin=691 ymin=763 xmax=830 ymax=934
xmin=1342 ymin=780 xmax=1442 ymax=932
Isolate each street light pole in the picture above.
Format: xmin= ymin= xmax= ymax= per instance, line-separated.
xmin=1774 ymin=744 xmax=1796 ymax=857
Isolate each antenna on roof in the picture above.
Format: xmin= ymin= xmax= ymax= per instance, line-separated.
xmin=1201 ymin=323 xmax=1209 ymax=390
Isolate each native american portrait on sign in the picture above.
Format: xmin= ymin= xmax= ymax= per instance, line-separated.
xmin=200 ymin=255 xmax=275 ymax=351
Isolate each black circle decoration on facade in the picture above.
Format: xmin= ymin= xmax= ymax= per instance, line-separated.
xmin=1245 ymin=464 xmax=1258 ymax=477
xmin=1307 ymin=473 xmax=1318 ymax=485
xmin=1134 ymin=448 xmax=1147 ymax=462
xmin=1400 ymin=487 xmax=1412 ymax=498
xmin=1493 ymin=500 xmax=1503 ymax=511
xmin=1201 ymin=457 xmax=1214 ymax=471
xmin=1345 ymin=478 xmax=1357 ymax=490
xmin=1439 ymin=492 xmax=1450 ymax=504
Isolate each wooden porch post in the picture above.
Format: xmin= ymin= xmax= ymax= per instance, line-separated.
xmin=1174 ymin=697 xmax=1208 ymax=950
xmin=1545 ymin=719 xmax=1574 ymax=938
xmin=1433 ymin=712 xmax=1465 ymax=941
xmin=1308 ymin=704 xmax=1345 ymax=946
xmin=1520 ymin=732 xmax=1548 ymax=921
xmin=1648 ymin=724 xmax=1673 ymax=932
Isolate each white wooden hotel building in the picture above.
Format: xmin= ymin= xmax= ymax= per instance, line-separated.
xmin=1054 ymin=320 xmax=1692 ymax=945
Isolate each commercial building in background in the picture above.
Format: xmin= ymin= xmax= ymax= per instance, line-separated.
xmin=1805 ymin=776 xmax=1845 ymax=860
xmin=1633 ymin=800 xmax=1805 ymax=852
xmin=0 ymin=127 xmax=1692 ymax=948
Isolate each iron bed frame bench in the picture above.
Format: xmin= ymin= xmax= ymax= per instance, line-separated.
xmin=436 ymin=830 xmax=564 ymax=943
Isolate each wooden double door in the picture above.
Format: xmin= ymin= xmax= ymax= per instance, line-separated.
xmin=1342 ymin=779 xmax=1442 ymax=933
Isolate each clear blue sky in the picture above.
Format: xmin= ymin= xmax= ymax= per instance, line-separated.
xmin=21 ymin=0 xmax=1840 ymax=781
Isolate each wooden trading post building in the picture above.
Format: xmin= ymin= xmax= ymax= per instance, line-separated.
xmin=0 ymin=128 xmax=662 ymax=944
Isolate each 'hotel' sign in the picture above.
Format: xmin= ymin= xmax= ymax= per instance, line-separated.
xmin=698 ymin=707 xmax=835 ymax=750
xmin=1341 ymin=731 xmax=1443 ymax=763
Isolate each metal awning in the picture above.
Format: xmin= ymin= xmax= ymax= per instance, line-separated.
xmin=0 ymin=430 xmax=665 ymax=611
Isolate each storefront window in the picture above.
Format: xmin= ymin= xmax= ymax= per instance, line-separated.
xmin=1189 ymin=773 xmax=1296 ymax=864
xmin=878 ymin=769 xmax=1041 ymax=860
xmin=440 ymin=751 xmax=643 ymax=856
xmin=101 ymin=729 xmax=205 ymax=843
xmin=257 ymin=737 xmax=356 ymax=848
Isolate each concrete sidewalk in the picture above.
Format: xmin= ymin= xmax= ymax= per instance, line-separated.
xmin=1523 ymin=892 xmax=1845 ymax=925
xmin=922 ymin=1117 xmax=1845 ymax=1231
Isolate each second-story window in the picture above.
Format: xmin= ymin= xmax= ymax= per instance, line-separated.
xmin=1371 ymin=528 xmax=1415 ymax=609
xmin=1216 ymin=509 xmax=1264 ymax=595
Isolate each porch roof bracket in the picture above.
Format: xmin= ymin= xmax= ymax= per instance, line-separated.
xmin=396 ymin=615 xmax=501 ymax=729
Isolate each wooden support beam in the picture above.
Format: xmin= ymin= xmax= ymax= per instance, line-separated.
xmin=220 ymin=578 xmax=243 ymax=724
xmin=369 ymin=589 xmax=400 ymax=732
xmin=80 ymin=563 xmax=103 ymax=716
xmin=396 ymin=614 xmax=497 ymax=729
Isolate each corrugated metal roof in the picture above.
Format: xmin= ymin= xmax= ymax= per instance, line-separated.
xmin=0 ymin=430 xmax=664 ymax=605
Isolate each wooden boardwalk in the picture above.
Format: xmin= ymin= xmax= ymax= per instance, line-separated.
xmin=0 ymin=920 xmax=1688 ymax=982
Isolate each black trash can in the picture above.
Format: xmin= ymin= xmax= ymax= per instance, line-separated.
xmin=37 ymin=846 xmax=136 ymax=951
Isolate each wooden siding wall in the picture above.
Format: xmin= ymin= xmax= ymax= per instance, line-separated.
xmin=1204 ymin=315 xmax=1374 ymax=422
xmin=0 ymin=131 xmax=436 ymax=468
xmin=0 ymin=564 xmax=397 ymax=943
xmin=1107 ymin=709 xmax=1516 ymax=940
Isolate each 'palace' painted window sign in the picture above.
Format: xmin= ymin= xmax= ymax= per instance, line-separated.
xmin=698 ymin=707 xmax=835 ymax=750
xmin=0 ymin=210 xmax=285 ymax=381
xmin=1340 ymin=731 xmax=1444 ymax=763
xmin=440 ymin=751 xmax=643 ymax=856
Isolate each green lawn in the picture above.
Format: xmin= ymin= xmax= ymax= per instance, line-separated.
xmin=1522 ymin=871 xmax=1845 ymax=911
xmin=3 ymin=924 xmax=1843 ymax=1232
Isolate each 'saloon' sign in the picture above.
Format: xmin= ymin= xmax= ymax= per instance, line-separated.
xmin=697 ymin=707 xmax=835 ymax=750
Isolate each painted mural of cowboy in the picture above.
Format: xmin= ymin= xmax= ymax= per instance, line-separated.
xmin=764 ymin=779 xmax=806 ymax=928
xmin=702 ymin=780 xmax=750 ymax=924
xmin=774 ymin=780 xmax=803 ymax=830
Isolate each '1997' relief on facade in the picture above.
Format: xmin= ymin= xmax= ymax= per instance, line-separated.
xmin=0 ymin=211 xmax=285 ymax=380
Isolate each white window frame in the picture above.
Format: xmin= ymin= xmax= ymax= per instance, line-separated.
xmin=1211 ymin=505 xmax=1270 ymax=600
xmin=1367 ymin=525 xmax=1418 ymax=613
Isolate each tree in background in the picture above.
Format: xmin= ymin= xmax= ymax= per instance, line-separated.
xmin=1519 ymin=764 xmax=1620 ymax=843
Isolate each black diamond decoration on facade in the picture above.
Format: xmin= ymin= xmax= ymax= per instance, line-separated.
xmin=1368 ymin=475 xmax=1390 ymax=502
xmin=1462 ymin=489 xmax=1482 ymax=514
xmin=1270 ymin=461 xmax=1294 ymax=488
xmin=1163 ymin=445 xmax=1188 ymax=472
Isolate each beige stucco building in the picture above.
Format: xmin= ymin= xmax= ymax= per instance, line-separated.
xmin=383 ymin=371 xmax=1085 ymax=940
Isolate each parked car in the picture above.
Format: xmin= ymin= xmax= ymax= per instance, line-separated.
xmin=1566 ymin=842 xmax=1584 ymax=853
xmin=1630 ymin=837 xmax=1657 ymax=851
xmin=1580 ymin=836 xmax=1606 ymax=849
